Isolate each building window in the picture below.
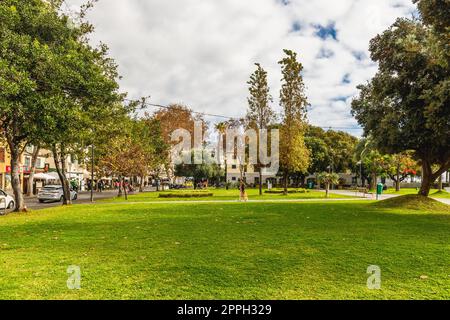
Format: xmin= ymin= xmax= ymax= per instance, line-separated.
xmin=232 ymin=165 xmax=237 ymax=169
xmin=36 ymin=158 xmax=43 ymax=169
xmin=0 ymin=148 xmax=5 ymax=163
xmin=232 ymin=177 xmax=236 ymax=181
xmin=24 ymin=157 xmax=31 ymax=168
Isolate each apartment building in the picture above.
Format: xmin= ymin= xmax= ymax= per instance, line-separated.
xmin=0 ymin=144 xmax=52 ymax=193
xmin=44 ymin=152 xmax=88 ymax=191
xmin=0 ymin=144 xmax=88 ymax=194
xmin=0 ymin=145 xmax=12 ymax=191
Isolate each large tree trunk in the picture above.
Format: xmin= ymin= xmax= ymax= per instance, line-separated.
xmin=224 ymin=159 xmax=228 ymax=190
xmin=123 ymin=177 xmax=128 ymax=200
xmin=325 ymin=182 xmax=330 ymax=198
xmin=52 ymin=145 xmax=72 ymax=205
xmin=26 ymin=146 xmax=40 ymax=197
xmin=139 ymin=175 xmax=145 ymax=192
xmin=370 ymin=173 xmax=377 ymax=191
xmin=259 ymin=168 xmax=263 ymax=196
xmin=283 ymin=172 xmax=288 ymax=195
xmin=419 ymin=168 xmax=432 ymax=196
xmin=394 ymin=179 xmax=400 ymax=192
xmin=300 ymin=175 xmax=306 ymax=188
xmin=395 ymin=166 xmax=401 ymax=192
xmin=117 ymin=175 xmax=123 ymax=197
xmin=8 ymin=140 xmax=26 ymax=212
xmin=419 ymin=159 xmax=450 ymax=196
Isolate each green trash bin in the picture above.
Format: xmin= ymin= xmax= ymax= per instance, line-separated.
xmin=376 ymin=183 xmax=383 ymax=200
xmin=307 ymin=182 xmax=314 ymax=189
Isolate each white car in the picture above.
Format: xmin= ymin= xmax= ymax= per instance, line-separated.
xmin=0 ymin=189 xmax=15 ymax=210
xmin=37 ymin=185 xmax=78 ymax=203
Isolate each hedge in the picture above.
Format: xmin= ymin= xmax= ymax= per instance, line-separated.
xmin=264 ymin=189 xmax=308 ymax=194
xmin=158 ymin=193 xmax=213 ymax=198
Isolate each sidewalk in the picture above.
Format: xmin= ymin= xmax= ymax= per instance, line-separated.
xmin=326 ymin=189 xmax=450 ymax=205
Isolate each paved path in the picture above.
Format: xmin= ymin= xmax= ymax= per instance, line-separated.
xmin=326 ymin=189 xmax=450 ymax=205
xmin=96 ymin=197 xmax=368 ymax=206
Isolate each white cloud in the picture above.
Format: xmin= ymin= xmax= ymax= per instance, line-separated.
xmin=66 ymin=0 xmax=417 ymax=135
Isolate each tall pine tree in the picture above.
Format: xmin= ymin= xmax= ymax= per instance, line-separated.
xmin=245 ymin=63 xmax=276 ymax=195
xmin=278 ymin=50 xmax=310 ymax=195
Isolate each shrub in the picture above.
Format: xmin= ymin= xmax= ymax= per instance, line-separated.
xmin=159 ymin=192 xmax=213 ymax=198
xmin=265 ymin=189 xmax=308 ymax=194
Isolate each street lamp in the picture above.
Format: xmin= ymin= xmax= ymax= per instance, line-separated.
xmin=356 ymin=161 xmax=362 ymax=187
xmin=90 ymin=144 xmax=94 ymax=203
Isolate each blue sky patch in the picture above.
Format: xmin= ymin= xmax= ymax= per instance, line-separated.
xmin=291 ymin=21 xmax=302 ymax=32
xmin=314 ymin=23 xmax=338 ymax=40
xmin=332 ymin=96 xmax=350 ymax=102
xmin=277 ymin=0 xmax=290 ymax=6
xmin=342 ymin=73 xmax=351 ymax=84
xmin=352 ymin=51 xmax=366 ymax=61
xmin=317 ymin=47 xmax=334 ymax=59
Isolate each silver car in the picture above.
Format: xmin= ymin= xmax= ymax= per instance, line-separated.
xmin=0 ymin=189 xmax=15 ymax=210
xmin=37 ymin=185 xmax=78 ymax=203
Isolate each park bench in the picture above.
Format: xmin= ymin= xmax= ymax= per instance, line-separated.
xmin=354 ymin=187 xmax=370 ymax=197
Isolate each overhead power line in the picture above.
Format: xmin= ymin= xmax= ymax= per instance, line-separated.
xmin=124 ymin=99 xmax=363 ymax=131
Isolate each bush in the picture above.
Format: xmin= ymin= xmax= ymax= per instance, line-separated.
xmin=265 ymin=189 xmax=308 ymax=194
xmin=159 ymin=192 xmax=213 ymax=198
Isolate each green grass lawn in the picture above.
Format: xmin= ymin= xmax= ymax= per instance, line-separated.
xmin=102 ymin=188 xmax=353 ymax=202
xmin=0 ymin=199 xmax=448 ymax=300
xmin=383 ymin=188 xmax=450 ymax=199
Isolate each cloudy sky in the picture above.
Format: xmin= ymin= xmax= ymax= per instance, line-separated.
xmin=66 ymin=0 xmax=417 ymax=136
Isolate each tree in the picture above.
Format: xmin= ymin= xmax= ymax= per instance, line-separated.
xmin=97 ymin=116 xmax=168 ymax=197
xmin=215 ymin=121 xmax=229 ymax=188
xmin=154 ymin=104 xmax=208 ymax=182
xmin=305 ymin=125 xmax=358 ymax=176
xmin=98 ymin=134 xmax=134 ymax=199
xmin=175 ymin=150 xmax=224 ymax=188
xmin=304 ymin=136 xmax=330 ymax=186
xmin=0 ymin=1 xmax=127 ymax=209
xmin=0 ymin=0 xmax=78 ymax=211
xmin=362 ymin=150 xmax=385 ymax=190
xmin=245 ymin=63 xmax=276 ymax=195
xmin=414 ymin=0 xmax=450 ymax=33
xmin=323 ymin=130 xmax=358 ymax=173
xmin=278 ymin=50 xmax=310 ymax=195
xmin=351 ymin=1 xmax=450 ymax=196
xmin=318 ymin=172 xmax=339 ymax=198
xmin=25 ymin=144 xmax=40 ymax=197
xmin=133 ymin=117 xmax=169 ymax=192
xmin=37 ymin=4 xmax=126 ymax=205
xmin=380 ymin=152 xmax=418 ymax=191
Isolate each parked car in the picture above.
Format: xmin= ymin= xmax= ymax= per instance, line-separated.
xmin=0 ymin=189 xmax=15 ymax=210
xmin=37 ymin=185 xmax=77 ymax=203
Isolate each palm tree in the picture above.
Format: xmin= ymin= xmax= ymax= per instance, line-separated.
xmin=318 ymin=172 xmax=340 ymax=198
xmin=215 ymin=122 xmax=228 ymax=188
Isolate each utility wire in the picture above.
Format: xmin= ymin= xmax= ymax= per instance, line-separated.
xmin=125 ymin=99 xmax=363 ymax=131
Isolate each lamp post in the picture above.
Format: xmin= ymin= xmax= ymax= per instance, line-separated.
xmin=90 ymin=144 xmax=94 ymax=203
xmin=356 ymin=161 xmax=362 ymax=187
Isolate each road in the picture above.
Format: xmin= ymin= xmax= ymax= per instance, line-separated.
xmin=1 ymin=190 xmax=119 ymax=214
